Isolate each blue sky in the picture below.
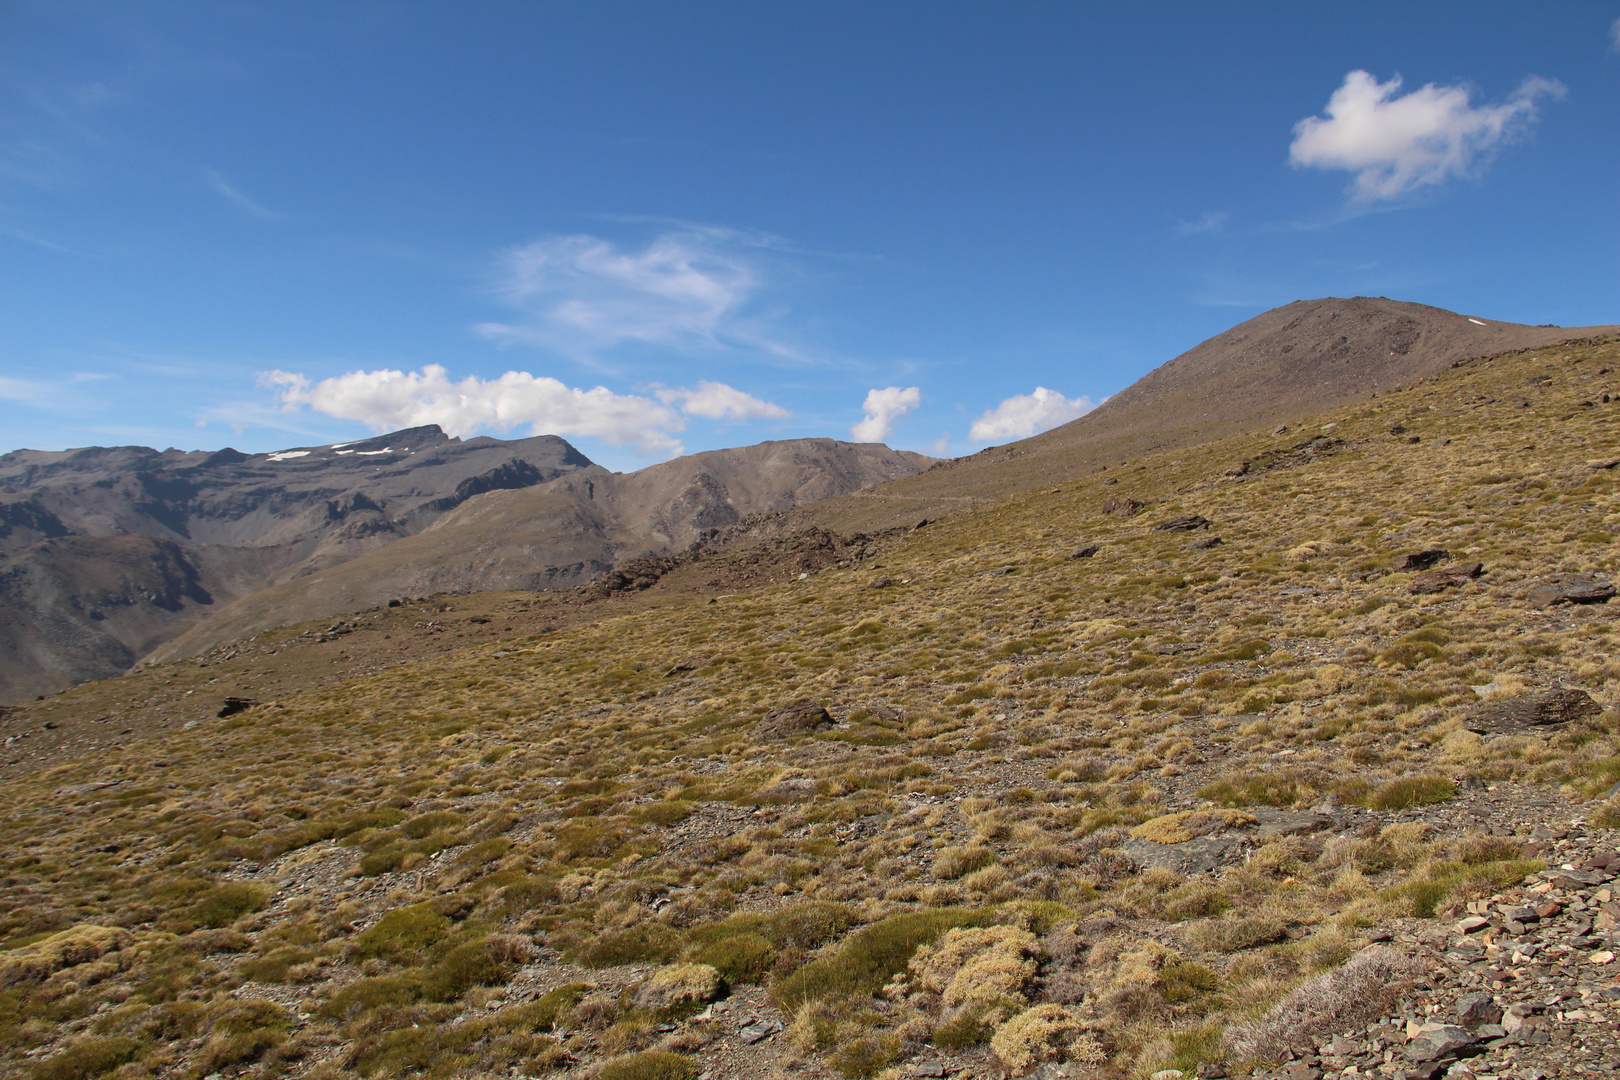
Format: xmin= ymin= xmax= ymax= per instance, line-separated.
xmin=2 ymin=2 xmax=1617 ymax=471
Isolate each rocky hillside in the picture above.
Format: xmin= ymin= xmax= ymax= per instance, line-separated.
xmin=2 ymin=331 xmax=1618 ymax=1080
xmin=145 ymin=439 xmax=932 ymax=663
xmin=0 ymin=433 xmax=928 ymax=702
xmin=783 ymin=297 xmax=1620 ymax=537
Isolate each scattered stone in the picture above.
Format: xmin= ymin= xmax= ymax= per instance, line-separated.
xmin=1456 ymin=993 xmax=1502 ymax=1029
xmin=1070 ymin=544 xmax=1101 ymax=560
xmin=1102 ymin=497 xmax=1144 ymax=516
xmin=1394 ymin=549 xmax=1451 ymax=572
xmin=1527 ymin=576 xmax=1616 ymax=608
xmin=1405 ymin=1023 xmax=1476 ymax=1062
xmin=1152 ymin=515 xmax=1211 ymax=532
xmin=1456 ymin=916 xmax=1491 ymax=934
xmin=55 ymin=779 xmax=122 ymax=797
xmin=1466 ymin=689 xmax=1602 ymax=734
xmin=217 ymin=697 xmax=258 ymax=718
xmin=1250 ymin=810 xmax=1334 ymax=841
xmin=1190 ymin=536 xmax=1223 ymax=549
xmin=664 ymin=654 xmax=713 ymax=676
xmin=869 ymin=577 xmax=895 ymax=589
xmin=754 ymin=700 xmax=835 ymax=740
xmin=1410 ymin=563 xmax=1483 ymax=594
xmin=737 ymin=1017 xmax=784 ymax=1044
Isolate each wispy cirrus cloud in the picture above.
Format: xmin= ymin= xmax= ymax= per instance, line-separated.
xmin=263 ymin=365 xmax=788 ymax=458
xmin=850 ymin=386 xmax=919 ymax=442
xmin=1290 ymin=70 xmax=1565 ymax=201
xmin=0 ymin=371 xmax=107 ymax=406
xmin=475 ymin=227 xmax=810 ymax=366
xmin=969 ymin=387 xmax=1097 ymax=442
xmin=204 ymin=168 xmax=276 ymax=217
xmin=1611 ymin=17 xmax=1620 ymax=53
xmin=1177 ymin=210 xmax=1230 ymax=235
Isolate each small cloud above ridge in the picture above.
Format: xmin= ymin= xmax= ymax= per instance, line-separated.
xmin=1289 ymin=70 xmax=1565 ymax=201
xmin=969 ymin=387 xmax=1097 ymax=442
xmin=654 ymin=380 xmax=789 ymax=420
xmin=262 ymin=365 xmax=789 ymax=458
xmin=851 ymin=386 xmax=920 ymax=442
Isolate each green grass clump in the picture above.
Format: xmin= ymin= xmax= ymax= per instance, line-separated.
xmin=1363 ymin=775 xmax=1456 ymax=810
xmin=238 ymin=945 xmax=316 ymax=983
xmin=350 ymin=902 xmax=450 ymax=963
xmin=596 ymin=1050 xmax=698 ymax=1080
xmin=690 ymin=932 xmax=775 ymax=983
xmin=175 ymin=882 xmax=269 ymax=931
xmin=1197 ymin=774 xmax=1311 ymax=808
xmin=193 ymin=998 xmax=291 ymax=1074
xmin=827 ymin=1032 xmax=903 ymax=1079
xmin=932 ymin=1007 xmax=995 ymax=1048
xmin=1202 ymin=638 xmax=1272 ymax=663
xmin=771 ymin=907 xmax=992 ymax=1013
xmin=570 ymin=922 xmax=682 ymax=968
xmin=26 ymin=1036 xmax=140 ymax=1080
xmin=522 ymin=982 xmax=592 ymax=1030
xmin=1382 ymin=858 xmax=1544 ymax=917
xmin=1156 ymin=961 xmax=1221 ymax=1004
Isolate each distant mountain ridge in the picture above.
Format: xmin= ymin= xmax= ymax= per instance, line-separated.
xmin=0 ymin=425 xmax=595 ymax=558
xmin=0 ymin=430 xmax=928 ymax=702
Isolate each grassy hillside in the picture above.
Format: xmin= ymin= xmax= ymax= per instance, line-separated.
xmin=4 ymin=337 xmax=1620 ymax=1079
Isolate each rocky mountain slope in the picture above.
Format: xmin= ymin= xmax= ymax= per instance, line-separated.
xmin=0 ymin=432 xmax=927 ymax=703
xmin=145 ymin=440 xmax=931 ymax=662
xmin=2 ymin=326 xmax=1618 ymax=1080
xmin=784 ymin=297 xmax=1620 ymax=537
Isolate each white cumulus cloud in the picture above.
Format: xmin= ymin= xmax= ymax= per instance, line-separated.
xmin=264 ymin=365 xmax=788 ymax=459
xmin=1289 ymin=70 xmax=1565 ymax=201
xmin=850 ymin=386 xmax=920 ymax=442
xmin=969 ymin=387 xmax=1097 ymax=442
xmin=476 ymin=229 xmax=796 ymax=360
xmin=654 ymin=380 xmax=789 ymax=420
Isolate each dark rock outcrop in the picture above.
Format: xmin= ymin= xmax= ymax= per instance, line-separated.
xmin=755 ymin=701 xmax=834 ymax=741
xmin=1466 ymin=689 xmax=1603 ymax=734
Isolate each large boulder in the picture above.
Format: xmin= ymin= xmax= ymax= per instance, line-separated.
xmin=1394 ymin=549 xmax=1450 ymax=572
xmin=1466 ymin=689 xmax=1603 ymax=734
xmin=1528 ymin=576 xmax=1616 ymax=608
xmin=754 ymin=700 xmax=834 ymax=740
xmin=1152 ymin=515 xmax=1211 ymax=532
xmin=1410 ymin=563 xmax=1483 ymax=595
